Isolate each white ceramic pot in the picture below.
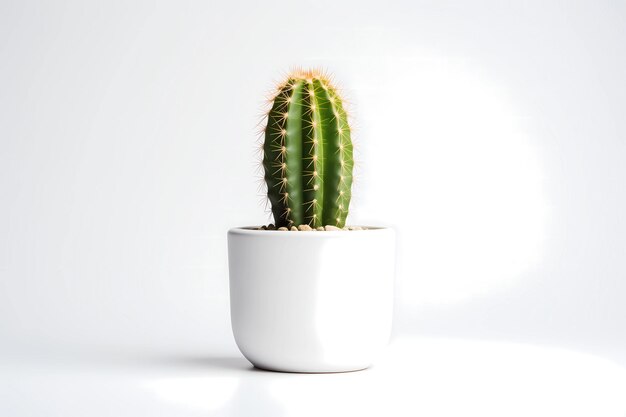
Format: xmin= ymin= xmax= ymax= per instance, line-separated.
xmin=228 ymin=227 xmax=396 ymax=373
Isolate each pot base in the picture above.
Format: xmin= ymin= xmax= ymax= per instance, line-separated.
xmin=252 ymin=363 xmax=370 ymax=374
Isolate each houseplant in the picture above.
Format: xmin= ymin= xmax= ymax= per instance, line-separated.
xmin=228 ymin=69 xmax=396 ymax=373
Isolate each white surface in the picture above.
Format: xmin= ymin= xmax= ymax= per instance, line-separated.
xmin=228 ymin=228 xmax=395 ymax=372
xmin=2 ymin=336 xmax=626 ymax=417
xmin=1 ymin=0 xmax=626 ymax=415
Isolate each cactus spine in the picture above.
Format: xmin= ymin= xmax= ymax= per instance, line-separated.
xmin=263 ymin=70 xmax=354 ymax=228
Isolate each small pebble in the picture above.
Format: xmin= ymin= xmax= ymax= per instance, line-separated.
xmin=325 ymin=225 xmax=341 ymax=231
xmin=316 ymin=226 xmax=325 ymax=231
xmin=278 ymin=227 xmax=288 ymax=231
xmin=290 ymin=226 xmax=298 ymax=231
xmin=348 ymin=226 xmax=363 ymax=231
xmin=298 ymin=224 xmax=313 ymax=231
xmin=260 ymin=225 xmax=267 ymax=230
xmin=267 ymin=224 xmax=276 ymax=230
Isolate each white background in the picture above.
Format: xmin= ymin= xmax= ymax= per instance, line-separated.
xmin=1 ymin=1 xmax=625 ymax=415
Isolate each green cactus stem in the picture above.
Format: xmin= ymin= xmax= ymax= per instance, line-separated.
xmin=263 ymin=70 xmax=354 ymax=228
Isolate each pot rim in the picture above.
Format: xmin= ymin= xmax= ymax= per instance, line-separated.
xmin=228 ymin=226 xmax=394 ymax=238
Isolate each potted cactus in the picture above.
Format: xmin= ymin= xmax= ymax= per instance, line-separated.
xmin=228 ymin=70 xmax=396 ymax=373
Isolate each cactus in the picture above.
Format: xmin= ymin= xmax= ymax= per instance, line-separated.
xmin=262 ymin=70 xmax=354 ymax=228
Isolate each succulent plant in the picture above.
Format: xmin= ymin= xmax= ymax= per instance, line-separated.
xmin=262 ymin=70 xmax=354 ymax=228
